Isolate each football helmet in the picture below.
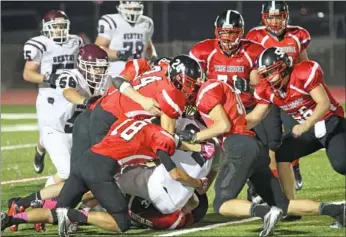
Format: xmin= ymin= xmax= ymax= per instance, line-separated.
xmin=168 ymin=55 xmax=203 ymax=105
xmin=214 ymin=10 xmax=244 ymax=55
xmin=42 ymin=10 xmax=70 ymax=44
xmin=262 ymin=1 xmax=289 ymax=36
xmin=77 ymin=44 xmax=110 ymax=93
xmin=257 ymin=47 xmax=292 ymax=89
xmin=117 ymin=1 xmax=144 ymax=23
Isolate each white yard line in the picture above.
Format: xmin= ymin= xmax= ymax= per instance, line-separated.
xmin=157 ymin=217 xmax=259 ymax=236
xmin=1 ymin=124 xmax=38 ymax=132
xmin=1 ymin=113 xmax=37 ymax=120
xmin=157 ymin=199 xmax=346 ymax=236
xmin=1 ymin=176 xmax=49 ymax=185
xmin=1 ymin=143 xmax=36 ymax=151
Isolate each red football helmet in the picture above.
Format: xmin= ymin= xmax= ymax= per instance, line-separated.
xmin=42 ymin=10 xmax=70 ymax=44
xmin=77 ymin=44 xmax=110 ymax=94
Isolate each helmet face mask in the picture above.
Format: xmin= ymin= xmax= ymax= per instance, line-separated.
xmin=168 ymin=55 xmax=203 ymax=105
xmin=258 ymin=62 xmax=287 ymax=89
xmin=117 ymin=1 xmax=144 ymax=23
xmin=77 ymin=45 xmax=110 ymax=95
xmin=214 ymin=10 xmax=244 ymax=55
xmin=42 ymin=11 xmax=70 ymax=44
xmin=215 ymin=27 xmax=243 ymax=55
xmin=261 ymin=1 xmax=289 ymax=36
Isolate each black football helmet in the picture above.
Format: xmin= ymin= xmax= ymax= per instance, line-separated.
xmin=214 ymin=10 xmax=244 ymax=55
xmin=257 ymin=47 xmax=292 ymax=89
xmin=261 ymin=1 xmax=289 ymax=36
xmin=168 ymin=55 xmax=203 ymax=104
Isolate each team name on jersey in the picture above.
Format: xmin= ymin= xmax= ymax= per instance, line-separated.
xmin=279 ymin=46 xmax=296 ymax=53
xmin=214 ymin=65 xmax=245 ymax=73
xmin=53 ymin=55 xmax=75 ymax=63
xmin=280 ymin=98 xmax=304 ymax=111
xmin=124 ymin=33 xmax=144 ymax=40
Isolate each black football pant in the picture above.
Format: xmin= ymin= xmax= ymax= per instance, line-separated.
xmin=276 ymin=115 xmax=346 ymax=175
xmin=213 ymin=134 xmax=288 ymax=214
xmin=56 ymin=150 xmax=131 ymax=231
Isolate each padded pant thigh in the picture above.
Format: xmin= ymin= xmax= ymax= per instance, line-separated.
xmin=213 ymin=135 xmax=259 ymax=213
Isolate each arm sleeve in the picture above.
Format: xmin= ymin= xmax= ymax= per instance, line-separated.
xmin=23 ymin=40 xmax=44 ymax=62
xmin=298 ymin=27 xmax=311 ymax=51
xmin=156 ymin=88 xmax=186 ymax=119
xmin=156 ymin=150 xmax=176 ymax=172
xmin=196 ymin=82 xmax=223 ymax=114
xmin=297 ymin=61 xmax=323 ymax=92
xmin=120 ymin=58 xmax=150 ymax=81
xmin=245 ymin=29 xmax=259 ymax=43
xmin=146 ymin=18 xmax=154 ymax=39
xmin=97 ymin=15 xmax=116 ymax=39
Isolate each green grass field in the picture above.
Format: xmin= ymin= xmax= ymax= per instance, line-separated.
xmin=1 ymin=105 xmax=345 ymax=236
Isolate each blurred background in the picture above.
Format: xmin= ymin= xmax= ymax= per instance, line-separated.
xmin=1 ymin=1 xmax=345 ymax=91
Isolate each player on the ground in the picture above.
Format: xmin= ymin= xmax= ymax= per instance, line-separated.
xmin=1 ymin=118 xmax=208 ymax=236
xmin=22 ymin=10 xmax=82 ymax=176
xmin=246 ymin=48 xmax=346 ymax=225
xmin=246 ymin=1 xmax=312 ymax=191
xmin=95 ymin=1 xmax=157 ymax=76
xmin=7 ymin=44 xmax=109 ymax=232
xmin=178 ymin=78 xmax=346 ymax=236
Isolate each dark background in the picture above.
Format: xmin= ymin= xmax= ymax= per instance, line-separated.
xmin=1 ymin=1 xmax=346 ymax=88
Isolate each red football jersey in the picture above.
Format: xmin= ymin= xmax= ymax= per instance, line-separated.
xmin=196 ymin=80 xmax=255 ymax=137
xmin=100 ymin=66 xmax=186 ymax=119
xmin=91 ymin=118 xmax=176 ymax=166
xmin=202 ymin=40 xmax=264 ymax=108
xmin=189 ymin=39 xmax=218 ymax=71
xmin=120 ymin=58 xmax=151 ymax=81
xmin=246 ymin=25 xmax=311 ymax=64
xmin=254 ymin=60 xmax=344 ymax=123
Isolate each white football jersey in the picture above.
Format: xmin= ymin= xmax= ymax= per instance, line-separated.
xmin=97 ymin=14 xmax=154 ymax=59
xmin=49 ymin=69 xmax=94 ymax=133
xmin=23 ymin=34 xmax=83 ymax=90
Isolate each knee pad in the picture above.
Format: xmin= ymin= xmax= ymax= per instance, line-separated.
xmin=331 ymin=161 xmax=346 ymax=175
xmin=268 ymin=140 xmax=282 ymax=151
xmin=191 ymin=193 xmax=208 ymax=223
xmin=111 ymin=212 xmax=131 ymax=232
xmin=50 ymin=209 xmax=58 ymax=225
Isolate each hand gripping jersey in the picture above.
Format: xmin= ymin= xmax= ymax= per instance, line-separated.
xmin=254 ymin=60 xmax=344 ymax=123
xmin=23 ymin=34 xmax=83 ymax=90
xmin=91 ymin=118 xmax=176 ymax=166
xmin=196 ymin=80 xmax=254 ymax=137
xmin=190 ymin=39 xmax=264 ymax=108
xmin=119 ymin=58 xmax=151 ymax=81
xmin=97 ymin=14 xmax=154 ymax=59
xmin=99 ymin=66 xmax=186 ymax=119
xmin=52 ymin=69 xmax=96 ymax=133
xmin=246 ymin=25 xmax=311 ymax=64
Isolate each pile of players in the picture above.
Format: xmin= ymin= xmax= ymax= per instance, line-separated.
xmin=1 ymin=1 xmax=345 ymax=237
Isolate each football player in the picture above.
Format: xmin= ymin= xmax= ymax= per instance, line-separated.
xmin=95 ymin=1 xmax=157 ymax=76
xmin=7 ymin=44 xmax=109 ymax=232
xmin=1 ymin=118 xmax=208 ymax=236
xmin=189 ymin=10 xmax=272 ymax=203
xmin=178 ymin=75 xmax=346 ymax=235
xmin=246 ymin=47 xmax=346 ymax=227
xmin=22 ymin=10 xmax=83 ymax=176
xmin=246 ymin=1 xmax=312 ymax=191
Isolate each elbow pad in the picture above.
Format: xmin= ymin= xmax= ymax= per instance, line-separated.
xmin=157 ymin=150 xmax=176 ymax=172
xmin=111 ymin=76 xmax=131 ymax=93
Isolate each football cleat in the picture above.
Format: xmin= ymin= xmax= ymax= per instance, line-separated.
xmin=1 ymin=212 xmax=10 ymax=231
xmin=57 ymin=208 xmax=70 ymax=237
xmin=330 ymin=204 xmax=345 ymax=228
xmin=33 ymin=146 xmax=46 ymax=174
xmin=260 ymin=206 xmax=283 ymax=237
xmin=7 ymin=199 xmax=24 ymax=232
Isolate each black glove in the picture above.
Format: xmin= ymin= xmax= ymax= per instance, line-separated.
xmin=43 ymin=73 xmax=59 ymax=88
xmin=83 ymin=95 xmax=102 ymax=108
xmin=178 ymin=129 xmax=197 ymax=143
xmin=117 ymin=50 xmax=134 ymax=61
xmin=233 ymin=76 xmax=249 ymax=93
